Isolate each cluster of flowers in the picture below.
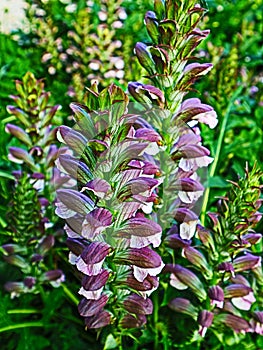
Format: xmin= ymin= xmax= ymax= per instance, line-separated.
xmin=54 ymin=0 xmax=220 ymax=332
xmin=24 ymin=0 xmax=134 ymax=100
xmin=55 ymin=84 xmax=165 ymax=328
xmin=168 ymin=164 xmax=263 ymax=337
xmin=2 ymin=72 xmax=65 ymax=297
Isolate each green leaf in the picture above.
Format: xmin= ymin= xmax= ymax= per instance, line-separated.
xmin=103 ymin=334 xmax=118 ymax=350
xmin=207 ymin=176 xmax=231 ymax=188
xmin=0 ymin=171 xmax=15 ymax=180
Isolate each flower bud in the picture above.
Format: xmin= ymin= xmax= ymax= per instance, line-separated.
xmin=38 ymin=235 xmax=55 ymax=255
xmin=24 ymin=276 xmax=36 ymax=289
xmin=78 ymin=294 xmax=108 ymax=317
xmin=165 ymin=233 xmax=191 ymax=249
xmin=208 ymin=285 xmax=224 ymax=308
xmin=123 ymin=294 xmax=153 ymax=315
xmin=144 ymin=11 xmax=159 ymax=43
xmin=81 ymin=242 xmax=111 ymax=265
xmin=250 ymin=312 xmax=263 ymax=335
xmin=120 ymin=313 xmax=147 ymax=328
xmin=114 ymin=247 xmax=162 ymax=269
xmin=224 ymin=284 xmax=252 ymax=298
xmin=198 ymin=310 xmax=214 ymax=337
xmin=8 ymin=147 xmax=35 ymax=168
xmin=165 ymin=264 xmax=207 ymax=300
xmin=134 ymin=43 xmax=155 ymax=75
xmin=81 ymin=270 xmax=110 ymax=291
xmin=216 ymin=314 xmax=250 ymax=333
xmin=233 ymin=254 xmax=261 ymax=272
xmin=168 ymin=297 xmax=198 ymax=317
xmin=182 ymin=246 xmax=212 ymax=278
xmin=5 ymin=123 xmax=32 ymax=146
xmin=66 ymin=237 xmax=87 ymax=256
xmin=3 ymin=254 xmax=28 ymax=269
xmin=56 ymin=189 xmax=94 ymax=216
xmin=84 ymin=310 xmax=111 ymax=329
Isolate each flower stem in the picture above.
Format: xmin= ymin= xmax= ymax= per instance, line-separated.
xmin=0 ymin=322 xmax=44 ymax=333
xmin=200 ymin=86 xmax=243 ymax=225
xmin=153 ymin=292 xmax=159 ymax=350
xmin=61 ymin=284 xmax=79 ymax=305
xmin=7 ymin=309 xmax=40 ymax=314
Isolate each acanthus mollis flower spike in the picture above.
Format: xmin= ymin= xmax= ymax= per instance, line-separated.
xmin=165 ymin=264 xmax=207 ymax=301
xmin=233 ymin=253 xmax=261 ymax=272
xmin=168 ymin=297 xmax=198 ymax=318
xmin=208 ymin=286 xmax=224 ymax=309
xmin=197 ymin=310 xmax=214 ymax=337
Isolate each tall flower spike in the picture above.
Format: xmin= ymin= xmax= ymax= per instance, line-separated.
xmin=55 ymin=84 xmax=164 ymax=329
xmin=2 ymin=72 xmax=64 ymax=297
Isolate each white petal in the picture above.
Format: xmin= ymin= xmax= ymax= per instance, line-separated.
xmin=180 ymin=220 xmax=197 ymax=240
xmin=69 ymin=252 xmax=78 ymax=265
xmin=232 ymin=292 xmax=256 ymax=311
xmin=130 ymin=232 xmax=162 ymax=248
xmin=55 ymin=200 xmax=76 ymax=219
xmin=76 ymin=257 xmax=103 ymax=276
xmin=78 ymin=287 xmax=103 ymax=300
xmin=170 ymin=273 xmax=188 ymax=290
xmin=133 ymin=263 xmax=164 ymax=282
xmin=178 ymin=190 xmax=203 ymax=204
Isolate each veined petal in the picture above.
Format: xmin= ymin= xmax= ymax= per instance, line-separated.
xmin=82 ymin=208 xmax=112 ymax=239
xmin=56 ymin=189 xmax=94 ymax=216
xmin=130 ymin=231 xmax=162 ymax=248
xmin=81 ymin=178 xmax=111 ymax=199
xmin=78 ymin=295 xmax=108 ymax=316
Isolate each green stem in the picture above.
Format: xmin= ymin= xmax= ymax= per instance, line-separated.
xmin=61 ymin=284 xmax=79 ymax=305
xmin=200 ymin=87 xmax=243 ymax=225
xmin=153 ymin=292 xmax=159 ymax=350
xmin=7 ymin=309 xmax=40 ymax=314
xmin=0 ymin=322 xmax=44 ymax=333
